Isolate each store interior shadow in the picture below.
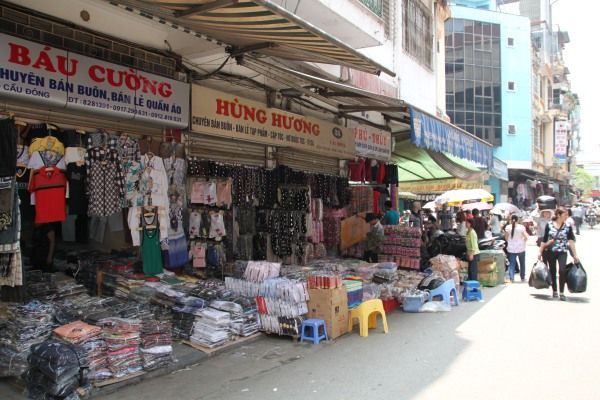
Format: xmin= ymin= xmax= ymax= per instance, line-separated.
xmin=530 ymin=293 xmax=590 ymax=303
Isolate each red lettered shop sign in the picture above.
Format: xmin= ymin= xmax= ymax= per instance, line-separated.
xmin=0 ymin=33 xmax=189 ymax=128
xmin=191 ymin=85 xmax=355 ymax=159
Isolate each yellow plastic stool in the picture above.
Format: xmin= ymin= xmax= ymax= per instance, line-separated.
xmin=347 ymin=299 xmax=389 ymax=337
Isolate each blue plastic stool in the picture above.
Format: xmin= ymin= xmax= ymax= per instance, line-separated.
xmin=300 ymin=319 xmax=328 ymax=344
xmin=462 ymin=280 xmax=483 ymax=301
xmin=428 ymin=279 xmax=460 ymax=306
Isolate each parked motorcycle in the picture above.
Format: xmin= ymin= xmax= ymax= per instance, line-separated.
xmin=478 ymin=235 xmax=506 ymax=251
xmin=586 ymin=214 xmax=597 ymax=229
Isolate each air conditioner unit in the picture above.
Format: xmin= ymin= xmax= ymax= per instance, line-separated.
xmin=508 ymin=124 xmax=517 ymax=135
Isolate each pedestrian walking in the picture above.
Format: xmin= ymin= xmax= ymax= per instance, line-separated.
xmin=364 ymin=213 xmax=384 ymax=263
xmin=571 ymin=204 xmax=583 ymax=234
xmin=489 ymin=211 xmax=502 ymax=236
xmin=465 ymin=218 xmax=480 ymax=281
xmin=438 ymin=203 xmax=453 ymax=232
xmin=538 ymin=208 xmax=580 ymax=301
xmin=455 ymin=211 xmax=467 ymax=236
xmin=504 ymin=215 xmax=529 ymax=283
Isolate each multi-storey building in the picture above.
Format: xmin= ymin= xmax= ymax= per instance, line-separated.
xmin=445 ymin=1 xmax=530 ymax=203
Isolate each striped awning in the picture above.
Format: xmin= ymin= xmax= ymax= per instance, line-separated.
xmin=125 ymin=0 xmax=394 ymax=76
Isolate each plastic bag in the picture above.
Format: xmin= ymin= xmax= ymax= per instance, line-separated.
xmin=566 ymin=262 xmax=587 ymax=293
xmin=528 ymin=260 xmax=552 ymax=289
xmin=419 ymin=301 xmax=451 ymax=313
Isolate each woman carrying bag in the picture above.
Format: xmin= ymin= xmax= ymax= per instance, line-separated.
xmin=505 ymin=214 xmax=529 ymax=283
xmin=538 ymin=208 xmax=580 ymax=301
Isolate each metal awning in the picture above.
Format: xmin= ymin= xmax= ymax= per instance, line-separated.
xmin=114 ymin=0 xmax=394 ymax=76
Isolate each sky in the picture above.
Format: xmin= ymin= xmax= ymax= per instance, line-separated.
xmin=550 ymin=0 xmax=599 ymax=161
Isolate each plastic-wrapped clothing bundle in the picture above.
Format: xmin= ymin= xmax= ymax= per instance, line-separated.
xmin=190 ymin=308 xmax=231 ymax=348
xmin=53 ymin=321 xmax=102 ymax=344
xmin=0 ymin=345 xmax=29 ymax=377
xmin=97 ymin=318 xmax=142 ymax=377
xmin=1 ymin=300 xmax=55 ymax=353
xmin=26 ymin=339 xmax=86 ymax=399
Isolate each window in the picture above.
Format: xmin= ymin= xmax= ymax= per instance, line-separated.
xmin=508 ymin=81 xmax=515 ymax=91
xmin=508 ymin=124 xmax=516 ymax=135
xmin=359 ymin=0 xmax=383 ymax=17
xmin=445 ymin=18 xmax=502 ymax=146
xmin=403 ymin=0 xmax=433 ymax=68
xmin=507 ymin=37 xmax=514 ymax=47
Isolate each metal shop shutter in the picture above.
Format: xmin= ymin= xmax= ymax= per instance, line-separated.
xmin=186 ymin=132 xmax=267 ymax=167
xmin=275 ymin=148 xmax=340 ymax=175
xmin=2 ymin=102 xmax=164 ymax=137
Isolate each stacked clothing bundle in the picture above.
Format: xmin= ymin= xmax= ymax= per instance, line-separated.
xmin=26 ymin=271 xmax=58 ymax=300
xmin=53 ymin=320 xmax=109 ymax=382
xmin=342 ymin=280 xmax=364 ymax=308
xmin=190 ymin=308 xmax=231 ymax=348
xmin=98 ymin=318 xmax=143 ymax=378
xmin=128 ymin=285 xmax=157 ymax=304
xmin=25 ymin=339 xmax=87 ymax=400
xmin=210 ymin=299 xmax=259 ymax=337
xmin=171 ymin=311 xmax=196 ymax=340
xmin=114 ymin=276 xmax=146 ymax=300
xmin=139 ymin=309 xmax=172 ymax=371
xmin=0 ymin=301 xmax=29 ymax=377
xmin=1 ymin=301 xmax=55 ymax=352
xmin=53 ymin=281 xmax=87 ymax=301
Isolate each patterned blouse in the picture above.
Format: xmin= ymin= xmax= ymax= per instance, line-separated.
xmin=543 ymin=222 xmax=575 ymax=253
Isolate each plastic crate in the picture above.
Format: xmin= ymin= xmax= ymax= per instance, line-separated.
xmin=402 ymin=292 xmax=429 ymax=312
xmin=382 ymin=298 xmax=400 ymax=312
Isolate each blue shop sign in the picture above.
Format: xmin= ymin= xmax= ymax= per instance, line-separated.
xmin=410 ymin=107 xmax=493 ymax=168
xmin=491 ymin=157 xmax=509 ymax=181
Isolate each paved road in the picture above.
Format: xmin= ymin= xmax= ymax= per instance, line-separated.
xmin=3 ymin=228 xmax=597 ymax=400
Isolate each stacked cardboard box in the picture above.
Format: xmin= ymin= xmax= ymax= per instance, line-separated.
xmin=307 ymin=287 xmax=349 ymax=339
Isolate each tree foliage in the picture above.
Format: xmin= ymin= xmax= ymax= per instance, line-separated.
xmin=575 ymin=167 xmax=596 ymax=196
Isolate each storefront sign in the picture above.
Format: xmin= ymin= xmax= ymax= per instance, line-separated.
xmin=352 ymin=123 xmax=391 ymax=161
xmin=410 ymin=107 xmax=492 ymax=168
xmin=554 ymin=120 xmax=569 ymax=163
xmin=0 ymin=33 xmax=189 ymax=128
xmin=401 ymin=178 xmax=483 ymax=194
xmin=491 ymin=157 xmax=509 ymax=181
xmin=191 ymin=85 xmax=354 ymax=158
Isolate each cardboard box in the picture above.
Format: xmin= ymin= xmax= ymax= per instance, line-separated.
xmin=477 ymin=260 xmax=496 ymax=273
xmin=307 ymin=287 xmax=349 ymax=339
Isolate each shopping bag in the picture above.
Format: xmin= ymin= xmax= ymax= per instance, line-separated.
xmin=528 ymin=260 xmax=552 ymax=289
xmin=566 ymin=262 xmax=587 ymax=293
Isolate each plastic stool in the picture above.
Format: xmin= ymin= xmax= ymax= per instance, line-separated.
xmin=462 ymin=280 xmax=483 ymax=301
xmin=300 ymin=319 xmax=328 ymax=344
xmin=348 ymin=299 xmax=389 ymax=337
xmin=428 ymin=279 xmax=460 ymax=306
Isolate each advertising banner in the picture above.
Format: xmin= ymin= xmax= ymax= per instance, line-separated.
xmin=352 ymin=122 xmax=391 ymax=161
xmin=191 ymin=85 xmax=355 ymax=159
xmin=0 ymin=33 xmax=189 ymax=128
xmin=554 ymin=120 xmax=569 ymax=163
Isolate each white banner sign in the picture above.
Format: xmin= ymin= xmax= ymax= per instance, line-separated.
xmin=0 ymin=33 xmax=189 ymax=128
xmin=554 ymin=120 xmax=569 ymax=163
xmin=352 ymin=123 xmax=391 ymax=161
xmin=191 ymin=85 xmax=355 ymax=158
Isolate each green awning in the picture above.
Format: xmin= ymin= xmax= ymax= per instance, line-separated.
xmin=393 ymin=139 xmax=484 ymax=182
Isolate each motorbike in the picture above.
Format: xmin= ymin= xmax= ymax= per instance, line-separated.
xmin=427 ymin=231 xmax=466 ymax=259
xmin=478 ymin=235 xmax=506 ymax=251
xmin=586 ymin=213 xmax=597 ymax=229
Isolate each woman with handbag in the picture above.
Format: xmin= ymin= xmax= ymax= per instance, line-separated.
xmin=538 ymin=208 xmax=580 ymax=300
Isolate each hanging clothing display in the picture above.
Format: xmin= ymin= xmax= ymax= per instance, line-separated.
xmin=139 ymin=154 xmax=169 ymax=207
xmin=128 ymin=207 xmax=168 ymax=247
xmin=140 ymin=208 xmax=163 ymax=276
xmin=66 ymin=164 xmax=88 ymax=216
xmin=28 ymin=167 xmax=67 ymax=224
xmin=166 ymin=204 xmax=187 ymax=269
xmin=0 ymin=118 xmax=17 ymax=177
xmin=86 ymin=147 xmax=124 ymax=217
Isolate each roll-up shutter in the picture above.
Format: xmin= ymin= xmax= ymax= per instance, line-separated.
xmin=275 ymin=148 xmax=340 ymax=175
xmin=2 ymin=102 xmax=164 ymax=137
xmin=186 ymin=132 xmax=266 ymax=167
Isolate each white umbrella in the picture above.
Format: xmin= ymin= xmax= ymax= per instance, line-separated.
xmin=462 ymin=202 xmax=493 ymax=211
xmin=423 ymin=201 xmax=436 ymax=210
xmin=491 ymin=202 xmax=520 ymax=215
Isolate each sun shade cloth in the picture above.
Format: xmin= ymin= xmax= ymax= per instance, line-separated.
xmin=133 ymin=0 xmax=394 ymax=76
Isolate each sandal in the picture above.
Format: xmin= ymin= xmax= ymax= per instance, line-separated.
xmin=552 ymin=292 xmax=558 ymax=298
xmin=560 ymin=294 xmax=567 ymax=301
